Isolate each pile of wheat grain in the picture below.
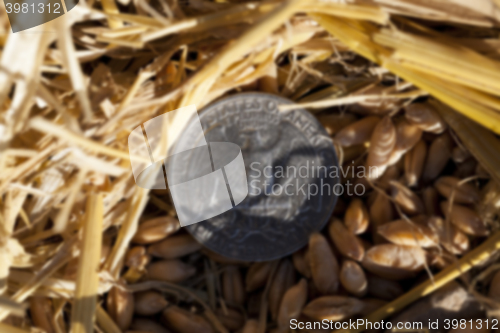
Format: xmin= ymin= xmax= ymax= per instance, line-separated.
xmin=67 ymin=101 xmax=497 ymax=333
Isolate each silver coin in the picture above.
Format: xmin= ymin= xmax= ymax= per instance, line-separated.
xmin=185 ymin=93 xmax=339 ymax=261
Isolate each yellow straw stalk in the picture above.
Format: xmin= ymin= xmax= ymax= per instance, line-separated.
xmin=70 ymin=193 xmax=103 ymax=333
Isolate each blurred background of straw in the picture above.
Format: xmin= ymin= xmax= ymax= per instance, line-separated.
xmin=2 ymin=0 xmax=500 ymax=332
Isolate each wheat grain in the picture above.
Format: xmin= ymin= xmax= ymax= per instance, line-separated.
xmin=344 ymin=199 xmax=369 ymax=235
xmin=147 ymin=234 xmax=202 ymax=259
xmin=223 ymin=266 xmax=246 ymax=307
xmin=340 ymin=260 xmax=368 ymax=297
xmin=309 ymin=233 xmax=339 ymax=295
xmin=133 ymin=291 xmax=168 ymax=316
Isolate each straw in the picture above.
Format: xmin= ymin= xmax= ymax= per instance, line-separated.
xmin=96 ymin=304 xmax=122 ymax=333
xmin=310 ymin=14 xmax=500 ymax=134
xmin=433 ymin=100 xmax=500 ymax=185
xmin=0 ymin=323 xmax=31 ymax=333
xmin=0 ymin=296 xmax=26 ymax=317
xmin=70 ymin=193 xmax=103 ymax=333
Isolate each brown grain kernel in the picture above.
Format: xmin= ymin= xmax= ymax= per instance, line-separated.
xmin=362 ymin=244 xmax=427 ymax=280
xmin=30 ymin=297 xmax=55 ymax=333
xmin=369 ymin=192 xmax=394 ymax=244
xmin=302 ymin=296 xmax=365 ymax=321
xmin=390 ymin=180 xmax=425 ymax=215
xmin=223 ymin=265 xmax=245 ymax=306
xmin=378 ymin=219 xmax=438 ymax=248
xmin=396 ymin=119 xmax=423 ymax=149
xmin=387 ymin=119 xmax=422 ymax=165
xmin=377 ymin=164 xmax=401 ymax=191
xmin=216 ymin=307 xmax=244 ymax=331
xmin=340 ymin=260 xmax=367 ymax=297
xmin=278 ymin=279 xmax=308 ymax=328
xmin=405 ymin=103 xmax=447 ymax=134
xmin=434 ymin=176 xmax=479 ymax=204
xmin=125 ymin=246 xmax=147 ymax=267
xmin=246 ymin=262 xmax=274 ymax=292
xmin=366 ymin=116 xmax=397 ymax=179
xmin=328 ymin=219 xmax=365 ymax=261
xmin=161 ymin=306 xmax=213 ymax=333
xmin=454 ymin=158 xmax=477 ymax=178
xmin=452 ymin=146 xmax=471 ymax=163
xmin=131 ymin=318 xmax=170 ymax=333
xmin=340 ymin=144 xmax=368 ymax=163
xmin=428 ymin=216 xmax=469 ymax=255
xmin=146 ymin=259 xmax=196 ymax=282
xmin=335 ymin=116 xmax=380 ymax=147
xmin=269 ymin=259 xmax=296 ymax=320
xmin=309 ymin=232 xmax=339 ymax=295
xmin=132 ymin=216 xmax=180 ymax=244
xmin=134 ymin=291 xmax=168 ymax=316
xmin=319 ymin=113 xmax=357 ymax=136
xmin=148 ymin=234 xmax=201 ymax=259
xmin=107 ymin=284 xmax=134 ymax=330
xmin=123 ymin=253 xmax=151 ymax=283
xmin=488 ymin=271 xmax=500 ymax=299
xmin=292 ymin=248 xmax=312 ymax=278
xmin=440 ymin=202 xmax=489 ymax=236
xmin=367 ymin=275 xmax=404 ymax=300
xmin=423 ymin=133 xmax=453 ymax=181
xmin=241 ymin=319 xmax=259 ymax=333
xmin=344 ymin=198 xmax=369 ymax=234
xmin=201 ymin=249 xmax=245 ymax=265
xmin=422 ymin=187 xmax=440 ymax=216
xmin=404 ymin=140 xmax=427 ymax=187
xmin=429 ymin=253 xmax=452 ymax=269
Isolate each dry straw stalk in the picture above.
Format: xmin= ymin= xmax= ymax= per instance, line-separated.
xmin=70 ymin=193 xmax=103 ymax=333
xmin=0 ymin=323 xmax=31 ymax=333
xmin=0 ymin=296 xmax=25 ymax=317
xmin=433 ymin=100 xmax=500 ymax=185
xmin=310 ymin=13 xmax=500 ymax=134
xmin=180 ymin=0 xmax=310 ymax=107
xmin=95 ymin=304 xmax=122 ymax=333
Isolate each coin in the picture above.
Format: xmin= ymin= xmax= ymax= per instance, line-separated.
xmin=184 ymin=93 xmax=339 ymax=261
